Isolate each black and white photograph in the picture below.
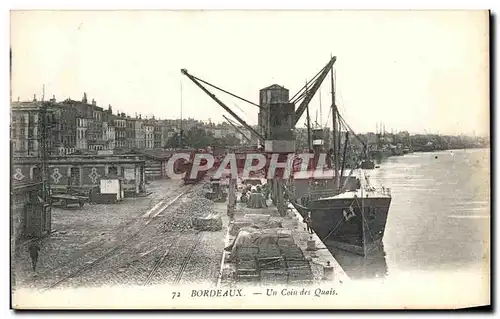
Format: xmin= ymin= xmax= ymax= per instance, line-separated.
xmin=9 ymin=9 xmax=490 ymax=309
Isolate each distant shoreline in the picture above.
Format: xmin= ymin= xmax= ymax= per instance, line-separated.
xmin=410 ymin=146 xmax=490 ymax=154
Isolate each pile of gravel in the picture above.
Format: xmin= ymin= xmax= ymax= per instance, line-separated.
xmin=192 ymin=213 xmax=223 ymax=231
xmin=162 ymin=190 xmax=218 ymax=232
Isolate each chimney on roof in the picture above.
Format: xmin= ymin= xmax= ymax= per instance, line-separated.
xmin=82 ymin=92 xmax=87 ymax=104
xmin=50 ymin=94 xmax=56 ymax=102
xmin=135 ymin=112 xmax=138 ymax=119
xmin=92 ymin=98 xmax=96 ymax=106
xmin=139 ymin=114 xmax=142 ymax=120
xmin=33 ymin=94 xmax=37 ymax=102
xmin=108 ymin=104 xmax=112 ymax=113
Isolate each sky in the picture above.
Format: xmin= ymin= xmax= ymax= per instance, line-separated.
xmin=10 ymin=10 xmax=489 ymax=136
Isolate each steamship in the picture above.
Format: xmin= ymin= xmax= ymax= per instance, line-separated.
xmin=288 ymin=165 xmax=392 ymax=256
xmin=287 ymin=96 xmax=392 ymax=256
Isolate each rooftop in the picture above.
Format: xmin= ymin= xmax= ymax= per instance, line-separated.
xmin=260 ymin=84 xmax=288 ymax=91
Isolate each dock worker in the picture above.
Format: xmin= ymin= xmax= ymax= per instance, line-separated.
xmin=28 ymin=242 xmax=41 ymax=272
xmin=326 ymin=148 xmax=334 ymax=169
xmin=240 ymin=190 xmax=248 ymax=203
xmin=304 ymin=212 xmax=313 ymax=234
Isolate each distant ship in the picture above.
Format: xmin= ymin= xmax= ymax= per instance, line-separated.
xmin=370 ymin=147 xmax=392 ymax=163
xmin=391 ymin=144 xmax=404 ymax=156
xmin=359 ymin=159 xmax=375 ymax=169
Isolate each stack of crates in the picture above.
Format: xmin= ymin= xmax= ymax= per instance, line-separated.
xmin=257 ymin=256 xmax=286 ymax=270
xmin=235 ymin=258 xmax=259 ymax=283
xmin=258 ymin=256 xmax=288 ymax=285
xmin=280 ymin=245 xmax=305 ymax=260
xmin=233 ymin=229 xmax=316 ymax=285
xmin=256 ymin=246 xmax=281 ymax=260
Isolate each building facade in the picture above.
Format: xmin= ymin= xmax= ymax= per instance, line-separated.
xmin=12 ymin=154 xmax=147 ymax=196
xmin=102 ymin=105 xmax=116 ymax=150
xmin=114 ymin=112 xmax=127 ymax=150
xmin=11 ymin=102 xmax=41 ymax=156
xmin=52 ymin=97 xmax=77 ymax=155
xmin=12 ymin=92 xmax=216 ymax=155
xmin=126 ymin=116 xmax=137 ymax=149
xmin=69 ymin=93 xmax=105 ymax=151
xmin=134 ymin=117 xmax=145 ymax=149
xmin=76 ymin=117 xmax=89 ymax=150
xmin=11 ymin=99 xmax=59 ymax=156
xmin=143 ymin=120 xmax=155 ymax=150
xmin=153 ymin=120 xmax=163 ymax=149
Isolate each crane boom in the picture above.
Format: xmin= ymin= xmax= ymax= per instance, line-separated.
xmin=294 ymin=56 xmax=337 ymax=126
xmin=223 ymin=115 xmax=253 ymax=143
xmin=181 ymin=69 xmax=265 ymax=143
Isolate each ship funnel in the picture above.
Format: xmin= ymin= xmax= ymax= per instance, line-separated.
xmin=312 ymin=127 xmax=325 ymax=151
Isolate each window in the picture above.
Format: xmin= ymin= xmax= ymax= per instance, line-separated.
xmin=33 ymin=167 xmax=41 ymax=181
xmin=70 ymin=167 xmax=79 ymax=185
xmin=108 ymin=166 xmax=118 ymax=176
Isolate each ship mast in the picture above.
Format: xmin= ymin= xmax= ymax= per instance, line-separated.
xmin=319 ymin=87 xmax=323 ymax=127
xmin=180 ymin=80 xmax=183 ymax=148
xmin=305 ymin=80 xmax=312 ymax=150
xmin=330 ymin=57 xmax=339 ymax=189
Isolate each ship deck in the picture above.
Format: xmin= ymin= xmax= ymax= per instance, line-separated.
xmin=317 ymin=188 xmax=392 ymax=201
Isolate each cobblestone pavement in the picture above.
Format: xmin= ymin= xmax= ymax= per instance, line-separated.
xmin=13 ymin=179 xmax=228 ymax=292
xmin=12 ymin=179 xmax=192 ymax=290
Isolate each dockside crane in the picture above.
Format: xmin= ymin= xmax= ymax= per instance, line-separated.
xmin=181 ymin=56 xmax=338 ymax=217
xmin=181 ymin=56 xmax=336 ymax=144
xmin=291 ymin=56 xmax=337 ymax=126
xmin=181 ymin=69 xmax=265 ymax=144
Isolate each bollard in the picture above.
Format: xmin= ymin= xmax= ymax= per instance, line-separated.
xmin=323 ymin=261 xmax=334 ymax=281
xmin=306 ymin=236 xmax=316 ymax=251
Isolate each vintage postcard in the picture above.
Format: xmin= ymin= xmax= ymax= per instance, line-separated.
xmin=9 ymin=10 xmax=490 ymax=310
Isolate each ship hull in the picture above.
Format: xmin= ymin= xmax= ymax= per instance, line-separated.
xmin=360 ymin=160 xmax=375 ymax=170
xmin=292 ymin=195 xmax=391 ymax=256
xmin=369 ymin=150 xmax=393 ymax=163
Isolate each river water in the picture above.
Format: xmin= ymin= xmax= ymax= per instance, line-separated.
xmin=328 ymin=148 xmax=490 ymax=280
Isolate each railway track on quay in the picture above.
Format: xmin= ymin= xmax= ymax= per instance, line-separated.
xmin=29 ymin=183 xmax=194 ymax=282
xmin=142 ymin=231 xmax=204 ymax=286
xmin=42 ymin=184 xmax=198 ymax=291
